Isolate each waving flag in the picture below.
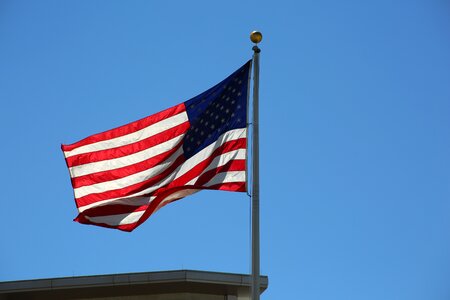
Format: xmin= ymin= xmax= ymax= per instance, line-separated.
xmin=62 ymin=61 xmax=251 ymax=232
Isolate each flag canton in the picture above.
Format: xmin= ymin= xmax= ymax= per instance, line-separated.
xmin=183 ymin=61 xmax=251 ymax=159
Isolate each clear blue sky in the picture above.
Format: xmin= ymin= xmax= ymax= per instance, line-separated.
xmin=1 ymin=1 xmax=450 ymax=299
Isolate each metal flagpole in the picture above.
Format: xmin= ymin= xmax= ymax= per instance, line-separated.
xmin=250 ymin=30 xmax=262 ymax=300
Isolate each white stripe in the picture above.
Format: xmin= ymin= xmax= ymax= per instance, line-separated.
xmin=85 ymin=210 xmax=145 ymax=226
xmin=204 ymin=171 xmax=246 ymax=187
xmin=154 ymin=189 xmax=200 ymax=212
xmin=78 ymin=196 xmax=154 ymax=213
xmin=64 ymin=111 xmax=188 ymax=158
xmin=74 ymin=128 xmax=246 ymax=199
xmin=69 ymin=134 xmax=184 ymax=178
xmin=185 ymin=148 xmax=246 ymax=185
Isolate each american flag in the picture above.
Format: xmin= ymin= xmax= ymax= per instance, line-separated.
xmin=61 ymin=61 xmax=251 ymax=232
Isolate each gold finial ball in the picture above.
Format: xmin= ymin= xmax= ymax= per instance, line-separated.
xmin=250 ymin=31 xmax=263 ymax=44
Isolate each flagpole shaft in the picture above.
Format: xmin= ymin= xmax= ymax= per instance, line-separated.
xmin=251 ymin=44 xmax=261 ymax=300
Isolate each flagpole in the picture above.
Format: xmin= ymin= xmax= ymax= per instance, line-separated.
xmin=250 ymin=30 xmax=262 ymax=300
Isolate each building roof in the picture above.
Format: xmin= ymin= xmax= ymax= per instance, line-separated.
xmin=0 ymin=270 xmax=268 ymax=300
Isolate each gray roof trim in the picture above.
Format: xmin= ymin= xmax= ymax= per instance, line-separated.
xmin=0 ymin=270 xmax=268 ymax=295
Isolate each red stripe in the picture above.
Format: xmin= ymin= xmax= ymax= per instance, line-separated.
xmin=66 ymin=122 xmax=189 ymax=167
xmin=207 ymin=181 xmax=246 ymax=192
xmin=79 ymin=203 xmax=148 ymax=218
xmin=71 ymin=142 xmax=183 ymax=188
xmin=62 ymin=103 xmax=186 ymax=152
xmin=74 ymin=138 xmax=246 ymax=208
